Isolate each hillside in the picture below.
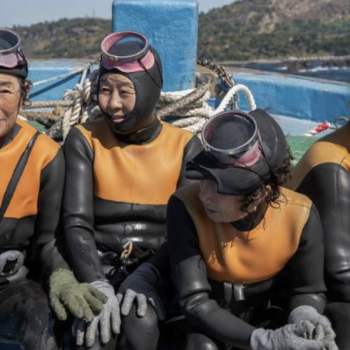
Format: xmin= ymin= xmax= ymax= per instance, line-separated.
xmin=13 ymin=18 xmax=111 ymax=59
xmin=11 ymin=0 xmax=350 ymax=61
xmin=199 ymin=0 xmax=350 ymax=60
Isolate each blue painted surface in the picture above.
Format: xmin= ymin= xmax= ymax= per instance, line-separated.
xmin=112 ymin=0 xmax=199 ymax=92
xmin=233 ymin=72 xmax=350 ymax=124
xmin=28 ymin=61 xmax=86 ymax=101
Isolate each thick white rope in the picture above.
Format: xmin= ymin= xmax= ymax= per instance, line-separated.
xmin=215 ymin=84 xmax=256 ymax=114
xmin=182 ymin=84 xmax=257 ymax=134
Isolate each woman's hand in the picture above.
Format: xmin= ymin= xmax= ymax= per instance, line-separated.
xmin=73 ymin=280 xmax=121 ymax=347
xmin=250 ymin=321 xmax=329 ymax=350
xmin=116 ymin=262 xmax=165 ymax=320
xmin=49 ymin=269 xmax=108 ymax=321
xmin=289 ymin=305 xmax=338 ymax=350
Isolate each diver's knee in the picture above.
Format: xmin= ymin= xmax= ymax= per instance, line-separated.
xmin=119 ymin=304 xmax=159 ymax=350
xmin=185 ymin=333 xmax=220 ymax=350
xmin=325 ymin=302 xmax=350 ymax=350
xmin=122 ymin=303 xmax=159 ymax=332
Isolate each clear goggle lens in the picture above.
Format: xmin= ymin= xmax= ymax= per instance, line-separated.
xmin=202 ymin=111 xmax=262 ymax=167
xmin=0 ymin=28 xmax=24 ymax=69
xmin=101 ymin=31 xmax=154 ymax=73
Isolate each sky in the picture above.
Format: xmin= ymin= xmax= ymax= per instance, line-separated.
xmin=0 ymin=0 xmax=237 ymax=28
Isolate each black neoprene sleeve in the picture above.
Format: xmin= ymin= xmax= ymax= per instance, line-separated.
xmin=62 ymin=127 xmax=105 ymax=283
xmin=285 ymin=204 xmax=327 ymax=313
xmin=32 ymin=149 xmax=70 ymax=276
xmin=296 ymin=163 xmax=350 ymax=302
xmin=177 ymin=135 xmax=203 ymax=188
xmin=148 ymin=134 xmax=202 ymax=279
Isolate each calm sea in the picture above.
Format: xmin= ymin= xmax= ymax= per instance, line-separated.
xmin=235 ymin=63 xmax=350 ymax=83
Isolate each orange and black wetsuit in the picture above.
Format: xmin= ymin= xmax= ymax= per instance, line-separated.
xmin=0 ymin=119 xmax=67 ymax=350
xmin=63 ymin=117 xmax=201 ymax=284
xmin=167 ymin=183 xmax=326 ymax=349
xmin=287 ymin=122 xmax=350 ymax=350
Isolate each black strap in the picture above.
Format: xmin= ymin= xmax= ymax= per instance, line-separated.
xmin=0 ymin=132 xmax=40 ymax=224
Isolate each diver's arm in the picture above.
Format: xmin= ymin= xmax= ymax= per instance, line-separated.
xmin=146 ymin=242 xmax=170 ymax=281
xmin=168 ymin=195 xmax=254 ymax=349
xmin=63 ymin=127 xmax=105 ymax=283
xmin=296 ymin=163 xmax=350 ymax=302
xmin=285 ymin=204 xmax=327 ymax=313
xmin=32 ymin=149 xmax=70 ymax=277
xmin=177 ymin=135 xmax=203 ymax=188
xmin=147 ymin=135 xmax=202 ymax=278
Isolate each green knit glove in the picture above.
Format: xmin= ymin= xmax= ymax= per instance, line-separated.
xmin=49 ymin=269 xmax=108 ymax=321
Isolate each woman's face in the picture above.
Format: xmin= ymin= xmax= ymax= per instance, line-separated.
xmin=0 ymin=73 xmax=22 ymax=140
xmin=98 ymin=73 xmax=136 ymax=130
xmin=199 ymin=180 xmax=248 ymax=223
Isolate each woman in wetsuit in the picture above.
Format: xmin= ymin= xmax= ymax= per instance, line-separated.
xmin=287 ymin=121 xmax=350 ymax=350
xmin=0 ymin=29 xmax=107 ymax=350
xmin=166 ymin=109 xmax=338 ymax=350
xmin=62 ymin=31 xmax=202 ymax=349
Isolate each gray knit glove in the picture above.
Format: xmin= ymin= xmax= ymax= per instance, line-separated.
xmin=289 ymin=306 xmax=338 ymax=350
xmin=116 ymin=262 xmax=165 ymax=320
xmin=250 ymin=321 xmax=327 ymax=350
xmin=73 ymin=280 xmax=121 ymax=347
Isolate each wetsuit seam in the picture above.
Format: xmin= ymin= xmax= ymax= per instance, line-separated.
xmin=40 ymin=149 xmax=61 ymax=174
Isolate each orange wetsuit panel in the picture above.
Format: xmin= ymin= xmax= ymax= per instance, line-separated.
xmin=0 ymin=119 xmax=60 ymax=219
xmin=175 ymin=184 xmax=312 ymax=284
xmin=287 ymin=123 xmax=350 ymax=191
xmin=76 ymin=120 xmax=193 ymax=205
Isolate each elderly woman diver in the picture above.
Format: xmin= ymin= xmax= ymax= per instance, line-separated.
xmin=0 ymin=29 xmax=108 ymax=350
xmin=166 ymin=109 xmax=338 ymax=350
xmin=62 ymin=31 xmax=202 ymax=350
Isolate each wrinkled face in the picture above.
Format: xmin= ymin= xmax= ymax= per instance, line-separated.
xmin=98 ymin=73 xmax=137 ymax=133
xmin=0 ymin=73 xmax=21 ymax=140
xmin=199 ymin=180 xmax=248 ymax=223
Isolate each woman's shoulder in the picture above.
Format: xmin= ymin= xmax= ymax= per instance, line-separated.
xmin=17 ymin=118 xmax=60 ymax=152
xmin=161 ymin=121 xmax=194 ymax=140
xmin=280 ymin=187 xmax=313 ymax=210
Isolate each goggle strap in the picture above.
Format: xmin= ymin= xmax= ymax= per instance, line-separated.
xmin=138 ymin=58 xmax=162 ymax=89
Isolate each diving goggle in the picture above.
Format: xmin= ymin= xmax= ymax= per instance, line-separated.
xmin=0 ymin=28 xmax=26 ymax=68
xmin=101 ymin=31 xmax=155 ymax=73
xmin=202 ymin=110 xmax=263 ymax=168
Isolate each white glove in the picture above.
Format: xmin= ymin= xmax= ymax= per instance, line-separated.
xmin=73 ymin=280 xmax=121 ymax=347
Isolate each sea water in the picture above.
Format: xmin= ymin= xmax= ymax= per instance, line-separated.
xmin=286 ymin=135 xmax=318 ymax=164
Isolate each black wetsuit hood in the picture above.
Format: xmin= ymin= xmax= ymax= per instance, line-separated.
xmin=98 ymin=48 xmax=163 ymax=143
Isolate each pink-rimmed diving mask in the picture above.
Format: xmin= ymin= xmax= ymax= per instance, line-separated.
xmin=0 ymin=28 xmax=26 ymax=69
xmin=101 ymin=31 xmax=155 ymax=73
xmin=202 ymin=111 xmax=263 ymax=168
